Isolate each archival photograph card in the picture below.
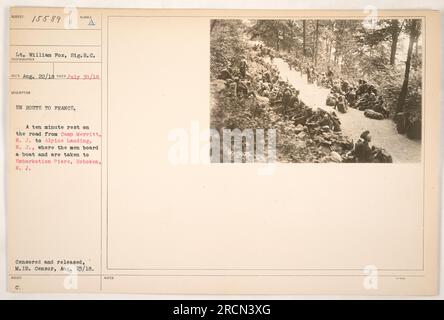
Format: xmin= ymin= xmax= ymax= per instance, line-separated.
xmin=7 ymin=7 xmax=440 ymax=295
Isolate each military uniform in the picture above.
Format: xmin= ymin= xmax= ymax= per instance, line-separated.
xmin=354 ymin=138 xmax=373 ymax=163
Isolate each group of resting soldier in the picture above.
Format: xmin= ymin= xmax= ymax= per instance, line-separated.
xmin=326 ymin=78 xmax=389 ymax=119
xmin=218 ymin=54 xmax=306 ymax=118
xmin=283 ymin=53 xmax=390 ymax=119
xmin=216 ymin=45 xmax=392 ymax=163
xmin=346 ymin=130 xmax=393 ymax=163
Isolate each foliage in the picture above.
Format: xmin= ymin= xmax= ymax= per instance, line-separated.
xmin=249 ymin=18 xmax=422 ymax=121
xmin=210 ymin=20 xmax=248 ymax=79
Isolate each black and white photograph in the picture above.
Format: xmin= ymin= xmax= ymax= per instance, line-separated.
xmin=210 ymin=18 xmax=423 ymax=163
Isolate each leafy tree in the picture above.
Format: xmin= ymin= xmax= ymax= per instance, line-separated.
xmin=358 ymin=20 xmax=404 ymax=65
xmin=396 ymin=19 xmax=420 ymax=134
xmin=245 ymin=18 xmax=422 ymax=137
xmin=210 ymin=20 xmax=247 ymax=78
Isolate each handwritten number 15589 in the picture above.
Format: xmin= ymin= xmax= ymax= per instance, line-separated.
xmin=32 ymin=15 xmax=62 ymax=24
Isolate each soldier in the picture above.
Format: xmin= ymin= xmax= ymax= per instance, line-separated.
xmin=368 ymin=92 xmax=377 ymax=109
xmin=326 ymin=66 xmax=334 ymax=88
xmin=374 ymin=95 xmax=389 ymax=118
xmin=354 ymin=130 xmax=373 ymax=163
xmin=335 ymin=95 xmax=347 ymax=113
xmin=218 ymin=66 xmax=233 ymax=80
xmin=237 ymin=79 xmax=249 ymax=98
xmin=310 ymin=66 xmax=317 ymax=84
xmin=289 ymin=90 xmax=301 ymax=109
xmin=227 ymin=79 xmax=237 ymax=97
xmin=357 ymin=91 xmax=371 ymax=110
xmin=356 ymin=79 xmax=368 ymax=97
xmin=326 ymin=92 xmax=337 ymax=106
xmin=341 ymin=79 xmax=350 ymax=92
xmin=263 ymin=70 xmax=271 ymax=83
xmin=239 ymin=58 xmax=248 ymax=79
xmin=261 ymin=82 xmax=270 ymax=98
xmin=345 ymin=87 xmax=357 ymax=108
xmin=282 ymin=87 xmax=292 ymax=109
xmin=306 ymin=66 xmax=312 ymax=83
xmin=269 ymin=50 xmax=274 ymax=62
xmin=330 ymin=79 xmax=342 ymax=95
xmin=269 ymin=86 xmax=279 ymax=104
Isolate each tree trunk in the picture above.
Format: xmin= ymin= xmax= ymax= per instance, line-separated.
xmin=313 ymin=20 xmax=319 ymax=65
xmin=414 ymin=23 xmax=420 ymax=57
xmin=414 ymin=37 xmax=419 ymax=57
xmin=396 ymin=20 xmax=417 ymax=117
xmin=275 ymin=22 xmax=280 ymax=51
xmin=389 ymin=20 xmax=400 ymax=65
xmin=328 ymin=41 xmax=332 ymax=61
xmin=302 ymin=20 xmax=306 ymax=56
